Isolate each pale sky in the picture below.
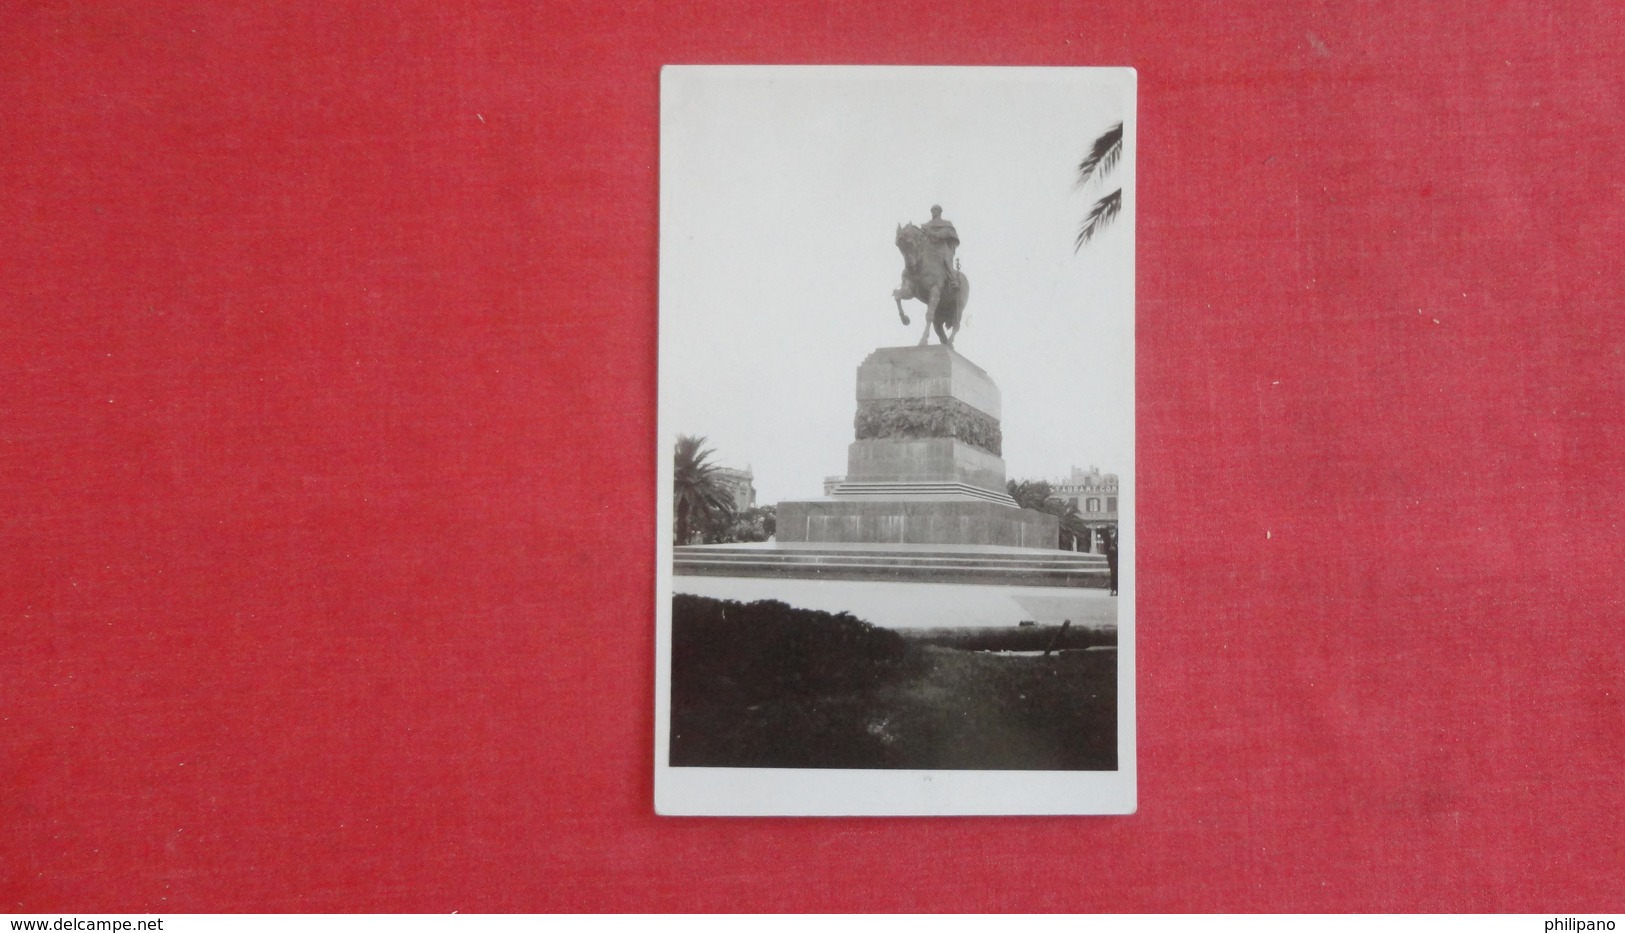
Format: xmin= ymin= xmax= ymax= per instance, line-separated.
xmin=660 ymin=67 xmax=1135 ymax=506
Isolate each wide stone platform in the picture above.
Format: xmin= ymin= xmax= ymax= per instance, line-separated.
xmin=673 ymin=541 xmax=1108 ymax=589
xmin=775 ymin=498 xmax=1058 ymax=548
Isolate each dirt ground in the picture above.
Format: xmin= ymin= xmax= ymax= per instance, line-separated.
xmin=670 ymin=642 xmax=1117 ymax=771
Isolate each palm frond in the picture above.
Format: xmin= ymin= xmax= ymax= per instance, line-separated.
xmin=1075 ymin=123 xmax=1123 ymax=188
xmin=1007 ymin=479 xmax=1060 ymax=512
xmin=1073 ymin=188 xmax=1123 ymax=252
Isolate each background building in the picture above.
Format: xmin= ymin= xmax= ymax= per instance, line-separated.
xmin=714 ymin=466 xmax=756 ymax=512
xmin=1054 ymin=465 xmax=1118 ymax=553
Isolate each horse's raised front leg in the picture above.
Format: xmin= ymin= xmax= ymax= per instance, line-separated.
xmin=919 ymin=284 xmax=941 ymax=346
xmin=891 ymin=288 xmax=910 ymax=325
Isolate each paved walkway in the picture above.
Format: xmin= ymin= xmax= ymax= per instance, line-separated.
xmin=678 ymin=540 xmax=1102 ymax=555
xmin=672 ymin=575 xmax=1117 ymax=630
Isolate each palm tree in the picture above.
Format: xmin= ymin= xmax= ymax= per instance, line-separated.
xmin=1006 ymin=479 xmax=1054 ymax=512
xmin=1006 ymin=479 xmax=1089 ymax=550
xmin=1074 ymin=122 xmax=1123 ymax=251
xmin=673 ymin=435 xmax=736 ymax=545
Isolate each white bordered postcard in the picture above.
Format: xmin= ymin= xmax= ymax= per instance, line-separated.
xmin=656 ymin=66 xmax=1135 ymax=816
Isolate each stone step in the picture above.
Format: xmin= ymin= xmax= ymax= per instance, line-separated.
xmin=674 ymin=545 xmax=1104 ymax=566
xmin=672 ymin=545 xmax=1109 ymax=588
xmin=673 ymin=558 xmax=1106 ymax=588
xmin=673 ymin=552 xmax=1103 ymax=571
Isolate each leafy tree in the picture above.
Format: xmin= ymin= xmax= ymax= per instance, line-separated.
xmin=1074 ymin=122 xmax=1123 ymax=251
xmin=699 ymin=503 xmax=777 ymax=544
xmin=723 ymin=504 xmax=777 ymax=543
xmin=674 ymin=435 xmax=736 ymax=545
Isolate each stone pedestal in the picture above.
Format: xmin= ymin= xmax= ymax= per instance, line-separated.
xmin=777 ymin=345 xmax=1058 ymax=548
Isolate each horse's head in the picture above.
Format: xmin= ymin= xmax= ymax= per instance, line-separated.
xmin=895 ymin=223 xmax=925 ymax=261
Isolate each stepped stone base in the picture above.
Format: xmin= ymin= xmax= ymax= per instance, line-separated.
xmin=823 ymin=480 xmax=1016 ymax=505
xmin=772 ymin=345 xmax=1061 ymax=558
xmin=776 ymin=498 xmax=1059 ymax=549
xmin=673 ymin=542 xmax=1107 ymax=589
xmin=847 ymin=437 xmax=1007 ymax=491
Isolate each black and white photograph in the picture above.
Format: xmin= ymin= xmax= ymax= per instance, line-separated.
xmin=656 ymin=66 xmax=1136 ymax=816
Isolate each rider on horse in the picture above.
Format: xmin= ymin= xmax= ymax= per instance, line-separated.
xmin=893 ymin=205 xmax=971 ymax=346
xmin=922 ymin=205 xmax=960 ymax=286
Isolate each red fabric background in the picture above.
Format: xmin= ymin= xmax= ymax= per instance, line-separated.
xmin=3 ymin=0 xmax=1621 ymax=913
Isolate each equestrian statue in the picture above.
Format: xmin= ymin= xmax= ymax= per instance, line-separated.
xmin=893 ymin=204 xmax=971 ymax=347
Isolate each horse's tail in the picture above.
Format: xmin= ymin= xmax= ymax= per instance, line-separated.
xmin=952 ymin=271 xmax=970 ymax=328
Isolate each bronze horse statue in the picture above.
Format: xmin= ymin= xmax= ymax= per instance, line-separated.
xmin=893 ymin=223 xmax=971 ymax=347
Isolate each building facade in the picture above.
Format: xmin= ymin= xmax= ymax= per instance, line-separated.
xmin=1053 ymin=465 xmax=1118 ymax=553
xmin=714 ymin=466 xmax=757 ymax=513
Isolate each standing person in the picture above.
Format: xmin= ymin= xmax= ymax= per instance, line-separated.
xmin=1104 ymin=526 xmax=1119 ymax=596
